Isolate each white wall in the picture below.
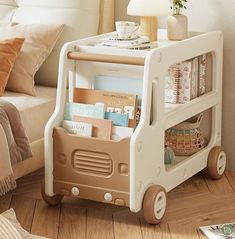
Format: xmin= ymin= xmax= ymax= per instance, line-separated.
xmin=115 ymin=0 xmax=138 ymax=22
xmin=116 ymin=0 xmax=235 ymax=169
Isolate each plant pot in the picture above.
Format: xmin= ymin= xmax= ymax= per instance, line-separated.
xmin=167 ymin=14 xmax=188 ymax=40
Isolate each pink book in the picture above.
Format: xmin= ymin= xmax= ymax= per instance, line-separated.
xmin=73 ymin=115 xmax=112 ymax=140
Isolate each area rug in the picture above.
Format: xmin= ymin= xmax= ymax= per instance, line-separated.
xmin=0 ymin=209 xmax=48 ymax=239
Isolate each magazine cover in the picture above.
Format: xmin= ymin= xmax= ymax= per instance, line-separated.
xmin=199 ymin=223 xmax=235 ymax=239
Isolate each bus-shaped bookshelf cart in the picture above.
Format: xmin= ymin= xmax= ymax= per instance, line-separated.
xmin=42 ymin=30 xmax=226 ymax=224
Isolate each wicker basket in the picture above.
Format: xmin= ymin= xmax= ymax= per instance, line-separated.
xmin=165 ymin=114 xmax=205 ymax=156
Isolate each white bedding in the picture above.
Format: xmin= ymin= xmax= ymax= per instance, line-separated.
xmin=2 ymin=86 xmax=56 ymax=143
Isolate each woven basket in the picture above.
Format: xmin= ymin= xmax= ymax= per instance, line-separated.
xmin=165 ymin=114 xmax=205 ymax=156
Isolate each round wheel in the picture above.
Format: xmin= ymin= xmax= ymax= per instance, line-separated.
xmin=41 ymin=179 xmax=63 ymax=206
xmin=207 ymin=146 xmax=226 ymax=179
xmin=143 ymin=185 xmax=167 ymax=224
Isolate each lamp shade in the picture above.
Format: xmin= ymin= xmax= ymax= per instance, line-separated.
xmin=127 ymin=0 xmax=170 ymax=16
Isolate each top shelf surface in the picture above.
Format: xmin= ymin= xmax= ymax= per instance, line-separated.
xmin=76 ymin=29 xmax=203 ymax=54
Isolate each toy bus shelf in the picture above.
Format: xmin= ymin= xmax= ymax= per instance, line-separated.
xmin=43 ymin=30 xmax=225 ymax=225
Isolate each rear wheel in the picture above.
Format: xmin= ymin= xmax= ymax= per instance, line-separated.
xmin=143 ymin=185 xmax=167 ymax=224
xmin=41 ymin=179 xmax=63 ymax=206
xmin=207 ymin=146 xmax=226 ymax=179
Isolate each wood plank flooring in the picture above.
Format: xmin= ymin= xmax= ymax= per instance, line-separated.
xmin=1 ymin=169 xmax=235 ymax=239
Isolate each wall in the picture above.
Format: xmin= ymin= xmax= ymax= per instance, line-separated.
xmin=116 ymin=0 xmax=235 ymax=169
xmin=115 ymin=0 xmax=138 ymax=22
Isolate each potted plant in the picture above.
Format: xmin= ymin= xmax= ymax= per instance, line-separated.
xmin=167 ymin=0 xmax=188 ymax=40
xmin=171 ymin=0 xmax=187 ymax=14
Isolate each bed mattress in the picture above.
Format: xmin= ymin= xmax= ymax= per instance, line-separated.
xmin=2 ymin=86 xmax=56 ymax=143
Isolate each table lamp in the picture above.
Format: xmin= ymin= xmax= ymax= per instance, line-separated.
xmin=127 ymin=0 xmax=170 ymax=41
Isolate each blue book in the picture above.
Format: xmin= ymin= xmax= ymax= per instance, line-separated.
xmin=105 ymin=112 xmax=129 ymax=127
xmin=64 ymin=102 xmax=105 ymax=120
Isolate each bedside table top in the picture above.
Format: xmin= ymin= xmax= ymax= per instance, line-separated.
xmin=73 ymin=29 xmax=203 ymax=58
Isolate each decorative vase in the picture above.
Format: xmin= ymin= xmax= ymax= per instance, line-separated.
xmin=167 ymin=11 xmax=188 ymax=40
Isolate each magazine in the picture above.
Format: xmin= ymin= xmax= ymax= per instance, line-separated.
xmin=199 ymin=223 xmax=235 ymax=238
xmin=99 ymin=35 xmax=149 ymax=48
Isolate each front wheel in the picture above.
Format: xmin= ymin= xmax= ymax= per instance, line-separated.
xmin=143 ymin=185 xmax=167 ymax=224
xmin=207 ymin=146 xmax=226 ymax=179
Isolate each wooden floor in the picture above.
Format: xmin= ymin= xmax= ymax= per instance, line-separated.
xmin=1 ymin=169 xmax=235 ymax=239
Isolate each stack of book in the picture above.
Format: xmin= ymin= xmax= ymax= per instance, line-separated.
xmin=165 ymin=54 xmax=207 ymax=104
xmin=63 ymin=88 xmax=140 ymax=141
xmin=99 ymin=34 xmax=157 ymax=50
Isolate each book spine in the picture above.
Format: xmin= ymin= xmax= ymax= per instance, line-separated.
xmin=175 ymin=65 xmax=181 ymax=103
xmin=191 ymin=57 xmax=199 ymax=99
xmin=135 ymin=106 xmax=141 ymax=127
xmin=165 ymin=64 xmax=181 ymax=103
xmin=199 ymin=54 xmax=206 ymax=95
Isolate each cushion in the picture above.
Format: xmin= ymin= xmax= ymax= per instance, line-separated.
xmin=0 ymin=1 xmax=104 ymax=87
xmin=0 ymin=23 xmax=64 ymax=96
xmin=0 ymin=209 xmax=48 ymax=239
xmin=0 ymin=38 xmax=24 ymax=96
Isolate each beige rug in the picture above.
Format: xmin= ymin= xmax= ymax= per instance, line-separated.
xmin=0 ymin=209 xmax=48 ymax=239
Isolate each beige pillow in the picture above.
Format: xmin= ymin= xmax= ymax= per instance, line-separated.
xmin=0 ymin=23 xmax=64 ymax=96
xmin=0 ymin=38 xmax=24 ymax=96
xmin=1 ymin=209 xmax=48 ymax=239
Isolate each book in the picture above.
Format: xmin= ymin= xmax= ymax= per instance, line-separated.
xmin=165 ymin=54 xmax=207 ymax=104
xmin=199 ymin=54 xmax=206 ymax=95
xmin=165 ymin=57 xmax=199 ymax=104
xmin=135 ymin=106 xmax=141 ymax=127
xmin=62 ymin=120 xmax=92 ymax=137
xmin=64 ymin=102 xmax=105 ymax=120
xmin=127 ymin=42 xmax=158 ymax=50
xmin=94 ymin=75 xmax=143 ymax=104
xmin=100 ymin=35 xmax=149 ymax=48
xmin=73 ymin=88 xmax=138 ymax=128
xmin=191 ymin=57 xmax=199 ymax=99
xmin=105 ymin=112 xmax=129 ymax=127
xmin=176 ymin=57 xmax=198 ymax=103
xmin=165 ymin=65 xmax=179 ymax=103
xmin=73 ymin=115 xmax=112 ymax=140
xmin=199 ymin=223 xmax=235 ymax=238
xmin=111 ymin=126 xmax=134 ymax=140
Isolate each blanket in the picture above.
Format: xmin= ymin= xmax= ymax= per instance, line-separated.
xmin=0 ymin=100 xmax=32 ymax=196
